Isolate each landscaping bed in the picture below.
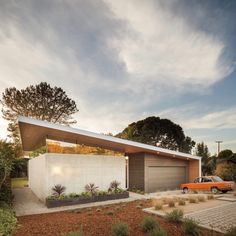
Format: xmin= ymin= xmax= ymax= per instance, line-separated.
xmin=14 ymin=200 xmax=223 ymax=236
xmin=46 ymin=191 xmax=129 ymax=208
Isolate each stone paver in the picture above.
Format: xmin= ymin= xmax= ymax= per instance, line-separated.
xmin=185 ymin=202 xmax=236 ymax=233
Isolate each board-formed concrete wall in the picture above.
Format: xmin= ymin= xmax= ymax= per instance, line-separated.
xmin=28 ymin=153 xmax=126 ymax=201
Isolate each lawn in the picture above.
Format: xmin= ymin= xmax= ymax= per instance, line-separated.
xmin=14 ymin=200 xmax=223 ymax=236
xmin=11 ymin=178 xmax=28 ymax=189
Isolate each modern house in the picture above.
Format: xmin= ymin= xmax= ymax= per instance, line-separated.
xmin=18 ymin=116 xmax=201 ymax=201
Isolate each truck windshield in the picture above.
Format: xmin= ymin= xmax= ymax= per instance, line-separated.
xmin=212 ymin=176 xmax=223 ymax=182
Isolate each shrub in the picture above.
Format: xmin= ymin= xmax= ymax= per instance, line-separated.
xmin=85 ymin=183 xmax=98 ymax=196
xmin=207 ymin=194 xmax=214 ymax=200
xmin=66 ymin=230 xmax=84 ymax=236
xmin=97 ymin=190 xmax=107 ymax=196
xmin=87 ymin=207 xmax=92 ymax=212
xmin=111 ymin=222 xmax=129 ymax=236
xmin=165 ymin=209 xmax=183 ymax=223
xmin=142 ymin=216 xmax=157 ymax=232
xmin=109 ymin=180 xmax=121 ymax=192
xmin=168 ymin=199 xmax=175 ymax=207
xmin=189 ymin=197 xmax=198 ymax=203
xmin=96 ymin=208 xmax=101 ymax=212
xmin=75 ymin=209 xmax=83 ymax=214
xmin=58 ymin=194 xmax=68 ymax=200
xmin=182 ymin=218 xmax=198 ymax=235
xmin=107 ymin=210 xmax=114 ymax=215
xmin=68 ymin=193 xmax=80 ymax=198
xmin=0 ymin=184 xmax=13 ymax=205
xmin=178 ymin=199 xmax=186 ymax=206
xmin=52 ymin=184 xmax=66 ymax=197
xmin=149 ymin=228 xmax=166 ymax=236
xmin=155 ymin=203 xmax=163 ymax=210
xmin=197 ymin=195 xmax=206 ymax=202
xmin=225 ymin=226 xmax=236 ymax=236
xmin=0 ymin=208 xmax=17 ymax=236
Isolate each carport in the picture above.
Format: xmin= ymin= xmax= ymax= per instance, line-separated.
xmin=18 ymin=116 xmax=201 ymax=193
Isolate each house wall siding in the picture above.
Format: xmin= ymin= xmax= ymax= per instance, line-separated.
xmin=28 ymin=153 xmax=126 ymax=201
xmin=128 ymin=153 xmax=145 ymax=191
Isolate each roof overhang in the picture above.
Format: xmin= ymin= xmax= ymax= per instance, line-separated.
xmin=18 ymin=116 xmax=201 ymax=161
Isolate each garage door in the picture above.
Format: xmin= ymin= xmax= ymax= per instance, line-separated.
xmin=147 ymin=166 xmax=186 ymax=192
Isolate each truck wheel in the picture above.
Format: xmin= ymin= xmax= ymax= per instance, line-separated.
xmin=183 ymin=187 xmax=188 ymax=194
xmin=211 ymin=187 xmax=218 ymax=194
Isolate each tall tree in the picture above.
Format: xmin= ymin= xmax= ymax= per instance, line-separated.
xmin=117 ymin=116 xmax=195 ymax=153
xmin=0 ymin=140 xmax=15 ymax=191
xmin=1 ymin=82 xmax=78 ymax=143
xmin=195 ymin=142 xmax=211 ymax=175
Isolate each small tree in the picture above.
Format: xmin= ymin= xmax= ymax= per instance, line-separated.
xmin=0 ymin=140 xmax=15 ymax=191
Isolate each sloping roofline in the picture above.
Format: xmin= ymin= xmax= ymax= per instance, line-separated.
xmin=18 ymin=116 xmax=201 ymax=161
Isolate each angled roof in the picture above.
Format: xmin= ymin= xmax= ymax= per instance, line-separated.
xmin=18 ymin=116 xmax=200 ymax=160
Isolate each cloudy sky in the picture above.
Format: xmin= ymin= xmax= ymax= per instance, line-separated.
xmin=0 ymin=0 xmax=235 ymax=154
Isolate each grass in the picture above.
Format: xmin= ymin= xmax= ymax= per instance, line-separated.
xmin=165 ymin=209 xmax=183 ymax=223
xmin=182 ymin=218 xmax=198 ymax=235
xmin=155 ymin=203 xmax=163 ymax=210
xmin=111 ymin=222 xmax=129 ymax=236
xmin=189 ymin=197 xmax=198 ymax=203
xmin=207 ymin=194 xmax=214 ymax=200
xmin=141 ymin=216 xmax=158 ymax=232
xmin=149 ymin=228 xmax=166 ymax=236
xmin=11 ymin=178 xmax=28 ymax=189
xmin=197 ymin=195 xmax=206 ymax=202
xmin=66 ymin=230 xmax=84 ymax=236
xmin=178 ymin=199 xmax=186 ymax=206
xmin=168 ymin=199 xmax=175 ymax=208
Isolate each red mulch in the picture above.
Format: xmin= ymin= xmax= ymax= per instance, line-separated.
xmin=14 ymin=200 xmax=222 ymax=236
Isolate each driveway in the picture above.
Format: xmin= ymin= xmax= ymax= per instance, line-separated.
xmin=185 ymin=202 xmax=236 ymax=233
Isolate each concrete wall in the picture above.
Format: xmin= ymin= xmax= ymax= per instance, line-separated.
xmin=28 ymin=153 xmax=126 ymax=201
xmin=29 ymin=154 xmax=47 ymax=201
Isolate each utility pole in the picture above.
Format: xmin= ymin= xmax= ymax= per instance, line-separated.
xmin=215 ymin=141 xmax=223 ymax=156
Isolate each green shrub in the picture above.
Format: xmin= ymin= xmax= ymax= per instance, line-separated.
xmin=112 ymin=222 xmax=129 ymax=236
xmin=149 ymin=228 xmax=166 ymax=236
xmin=182 ymin=218 xmax=198 ymax=235
xmin=0 ymin=185 xmax=13 ymax=205
xmin=142 ymin=216 xmax=157 ymax=232
xmin=165 ymin=209 xmax=183 ymax=223
xmin=225 ymin=226 xmax=236 ymax=236
xmin=155 ymin=203 xmax=163 ymax=210
xmin=87 ymin=207 xmax=92 ymax=212
xmin=168 ymin=199 xmax=175 ymax=207
xmin=66 ymin=230 xmax=84 ymax=236
xmin=68 ymin=193 xmax=80 ymax=198
xmin=0 ymin=208 xmax=17 ymax=236
xmin=197 ymin=195 xmax=206 ymax=202
xmin=107 ymin=210 xmax=114 ymax=215
xmin=178 ymin=199 xmax=186 ymax=206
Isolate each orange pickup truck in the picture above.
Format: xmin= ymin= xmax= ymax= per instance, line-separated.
xmin=180 ymin=176 xmax=234 ymax=194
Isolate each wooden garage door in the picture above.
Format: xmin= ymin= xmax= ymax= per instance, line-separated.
xmin=147 ymin=166 xmax=186 ymax=192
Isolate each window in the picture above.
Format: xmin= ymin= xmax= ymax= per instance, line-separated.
xmin=201 ymin=177 xmax=212 ymax=183
xmin=194 ymin=177 xmax=201 ymax=183
xmin=212 ymin=176 xmax=223 ymax=182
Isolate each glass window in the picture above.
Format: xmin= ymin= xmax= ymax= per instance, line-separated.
xmin=212 ymin=176 xmax=223 ymax=182
xmin=201 ymin=177 xmax=212 ymax=182
xmin=194 ymin=177 xmax=201 ymax=183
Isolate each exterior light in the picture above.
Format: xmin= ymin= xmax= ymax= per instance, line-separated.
xmin=52 ymin=166 xmax=62 ymax=175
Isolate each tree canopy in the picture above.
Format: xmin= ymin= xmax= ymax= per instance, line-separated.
xmin=1 ymin=82 xmax=78 ymax=143
xmin=117 ymin=116 xmax=195 ymax=153
xmin=195 ymin=142 xmax=212 ymax=175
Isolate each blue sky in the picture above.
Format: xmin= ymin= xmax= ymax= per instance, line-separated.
xmin=0 ymin=0 xmax=235 ymax=155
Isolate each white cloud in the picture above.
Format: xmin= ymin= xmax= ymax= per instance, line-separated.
xmin=159 ymin=105 xmax=236 ymax=130
xmin=106 ymin=0 xmax=233 ymax=88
